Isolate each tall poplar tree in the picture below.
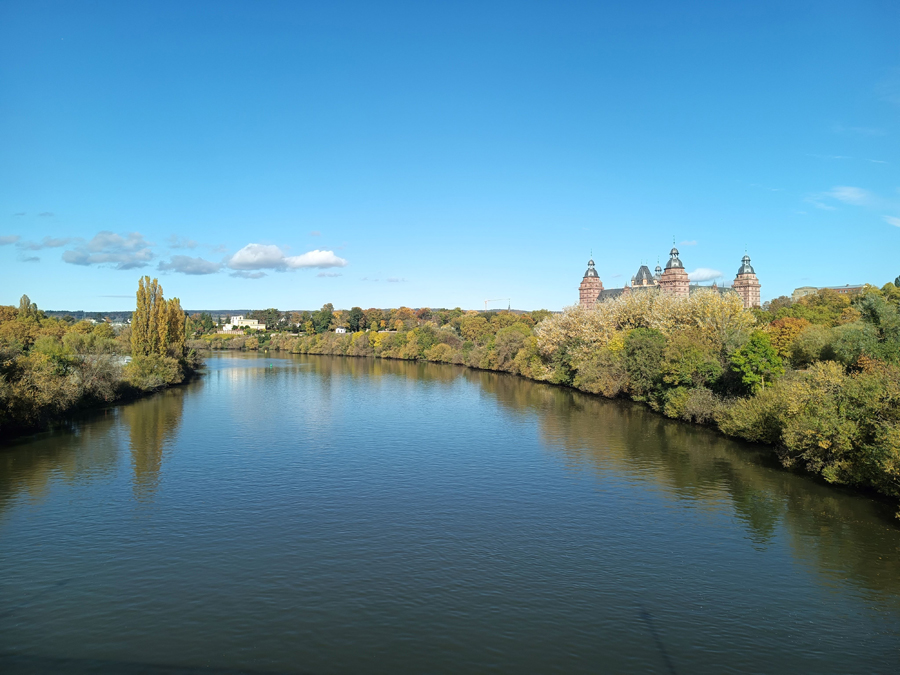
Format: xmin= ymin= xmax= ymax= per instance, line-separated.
xmin=132 ymin=276 xmax=185 ymax=358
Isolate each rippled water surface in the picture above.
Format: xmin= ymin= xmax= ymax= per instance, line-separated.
xmin=1 ymin=353 xmax=899 ymax=673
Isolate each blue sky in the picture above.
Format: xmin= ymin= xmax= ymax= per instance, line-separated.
xmin=1 ymin=1 xmax=898 ymax=311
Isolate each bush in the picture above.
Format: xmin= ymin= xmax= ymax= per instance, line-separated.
xmin=124 ymin=355 xmax=184 ymax=391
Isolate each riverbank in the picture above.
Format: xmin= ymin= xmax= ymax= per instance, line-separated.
xmin=1 ymin=287 xmax=200 ymax=440
xmin=188 ymin=287 xmax=900 ymax=513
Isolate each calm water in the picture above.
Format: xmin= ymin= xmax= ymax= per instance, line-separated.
xmin=1 ymin=353 xmax=899 ymax=674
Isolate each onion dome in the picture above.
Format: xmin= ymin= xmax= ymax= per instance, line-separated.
xmin=737 ymin=254 xmax=755 ymax=275
xmin=584 ymin=258 xmax=599 ymax=278
xmin=665 ymin=247 xmax=683 ymax=270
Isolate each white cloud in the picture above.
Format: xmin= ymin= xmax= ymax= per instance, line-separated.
xmin=0 ymin=235 xmax=20 ymax=245
xmin=309 ymin=230 xmax=321 ymax=236
xmin=228 ymin=244 xmax=286 ymax=270
xmin=317 ymin=272 xmax=342 ymax=278
xmin=17 ymin=236 xmax=73 ymax=250
xmin=158 ymin=255 xmax=221 ymax=275
xmin=230 ymin=270 xmax=267 ymax=279
xmin=228 ymin=243 xmax=348 ymax=271
xmin=387 ymin=277 xmax=407 ymax=283
xmin=285 ymin=250 xmax=347 ymax=268
xmin=679 ymin=240 xmax=697 ymax=246
xmin=688 ymin=268 xmax=723 ymax=282
xmin=884 ymin=216 xmax=900 ymax=228
xmin=827 ymin=186 xmax=872 ymax=206
xmin=62 ymin=231 xmax=154 ymax=270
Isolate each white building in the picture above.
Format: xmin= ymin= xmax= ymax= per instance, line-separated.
xmin=335 ymin=327 xmax=348 ymax=334
xmin=223 ymin=315 xmax=266 ymax=331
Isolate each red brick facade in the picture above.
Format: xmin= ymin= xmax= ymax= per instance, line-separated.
xmin=658 ymin=248 xmax=690 ymax=298
xmin=578 ymin=259 xmax=603 ymax=309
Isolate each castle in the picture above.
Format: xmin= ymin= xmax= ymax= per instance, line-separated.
xmin=578 ymin=247 xmax=760 ymax=310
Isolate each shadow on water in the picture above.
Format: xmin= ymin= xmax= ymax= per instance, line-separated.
xmin=0 ymin=387 xmax=187 ymax=512
xmin=121 ymin=388 xmax=186 ymax=501
xmin=275 ymin=354 xmax=900 ymax=603
xmin=2 ymin=352 xmax=899 ymax=618
xmin=467 ymin=365 xmax=900 ymax=602
xmin=0 ymin=653 xmax=315 ymax=675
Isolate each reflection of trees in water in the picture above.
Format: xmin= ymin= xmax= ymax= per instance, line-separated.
xmin=0 ymin=411 xmax=120 ymax=515
xmin=121 ymin=389 xmax=185 ymax=501
xmin=296 ymin=353 xmax=463 ymax=385
xmin=470 ymin=366 xmax=900 ymax=602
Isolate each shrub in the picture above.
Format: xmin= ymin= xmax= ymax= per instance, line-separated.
xmin=124 ymin=355 xmax=184 ymax=391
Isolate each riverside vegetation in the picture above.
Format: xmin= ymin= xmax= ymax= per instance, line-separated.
xmin=0 ymin=277 xmax=198 ymax=436
xmin=190 ymin=281 xmax=900 ymax=510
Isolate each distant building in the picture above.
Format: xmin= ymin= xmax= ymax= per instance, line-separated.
xmin=579 ymin=246 xmax=761 ymax=309
xmin=578 ymin=259 xmax=604 ymax=310
xmin=733 ymin=255 xmax=761 ymax=309
xmin=222 ymin=315 xmax=266 ymax=331
xmin=791 ymin=285 xmax=865 ymax=302
xmin=335 ymin=327 xmax=348 ymax=334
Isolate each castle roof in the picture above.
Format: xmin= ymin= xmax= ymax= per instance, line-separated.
xmin=737 ymin=254 xmax=755 ymax=275
xmin=633 ymin=264 xmax=655 ymax=285
xmin=584 ymin=259 xmax=599 ymax=278
xmin=665 ymin=247 xmax=684 ymax=270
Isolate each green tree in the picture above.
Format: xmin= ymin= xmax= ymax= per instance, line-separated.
xmin=730 ymin=331 xmax=784 ymax=393
xmin=624 ymin=328 xmax=667 ymax=398
xmin=313 ymin=304 xmax=334 ymax=334
xmin=348 ymin=307 xmax=365 ymax=332
xmin=17 ymin=294 xmax=39 ymax=320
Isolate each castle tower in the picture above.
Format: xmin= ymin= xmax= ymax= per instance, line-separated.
xmin=578 ymin=258 xmax=604 ymax=309
xmin=658 ymin=247 xmax=690 ymax=298
xmin=733 ymin=254 xmax=761 ymax=308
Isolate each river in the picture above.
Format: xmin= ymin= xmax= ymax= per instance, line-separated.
xmin=1 ymin=353 xmax=898 ymax=673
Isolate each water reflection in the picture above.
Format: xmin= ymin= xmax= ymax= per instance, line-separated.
xmin=0 ymin=411 xmax=120 ymax=515
xmin=121 ymin=389 xmax=185 ymax=501
xmin=470 ymin=367 xmax=900 ymax=601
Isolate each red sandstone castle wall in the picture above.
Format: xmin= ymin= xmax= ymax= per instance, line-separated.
xmin=579 ymin=277 xmax=603 ymax=309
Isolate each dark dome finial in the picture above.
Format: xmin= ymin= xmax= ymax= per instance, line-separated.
xmin=665 ymin=246 xmax=683 ymax=270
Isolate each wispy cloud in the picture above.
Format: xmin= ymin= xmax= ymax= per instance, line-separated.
xmin=679 ymin=240 xmax=697 ymax=246
xmin=827 ymin=186 xmax=873 ymax=206
xmin=38 ymin=212 xmax=54 ymax=217
xmin=166 ymin=235 xmax=198 ymax=249
xmin=20 ymin=255 xmax=40 ymax=263
xmin=0 ymin=235 xmax=20 ymax=245
xmin=227 ymin=243 xmax=348 ymax=271
xmin=62 ymin=231 xmax=154 ymax=270
xmin=230 ymin=270 xmax=267 ymax=279
xmin=158 ymin=255 xmax=221 ymax=275
xmin=884 ymin=216 xmax=900 ymax=228
xmin=687 ymin=268 xmax=722 ymax=282
xmin=17 ymin=236 xmax=73 ymax=250
xmin=309 ymin=230 xmax=321 ymax=237
xmin=317 ymin=272 xmax=342 ymax=278
xmin=806 ymin=185 xmax=874 ymax=210
xmin=13 ymin=212 xmax=26 ymax=217
xmin=869 ymin=159 xmax=888 ymax=164
xmin=387 ymin=277 xmax=407 ymax=283
xmin=831 ymin=123 xmax=886 ymax=136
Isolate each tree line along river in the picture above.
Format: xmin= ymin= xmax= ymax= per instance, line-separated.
xmin=1 ymin=352 xmax=898 ymax=674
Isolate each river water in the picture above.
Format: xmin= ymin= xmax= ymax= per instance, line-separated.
xmin=1 ymin=353 xmax=898 ymax=674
